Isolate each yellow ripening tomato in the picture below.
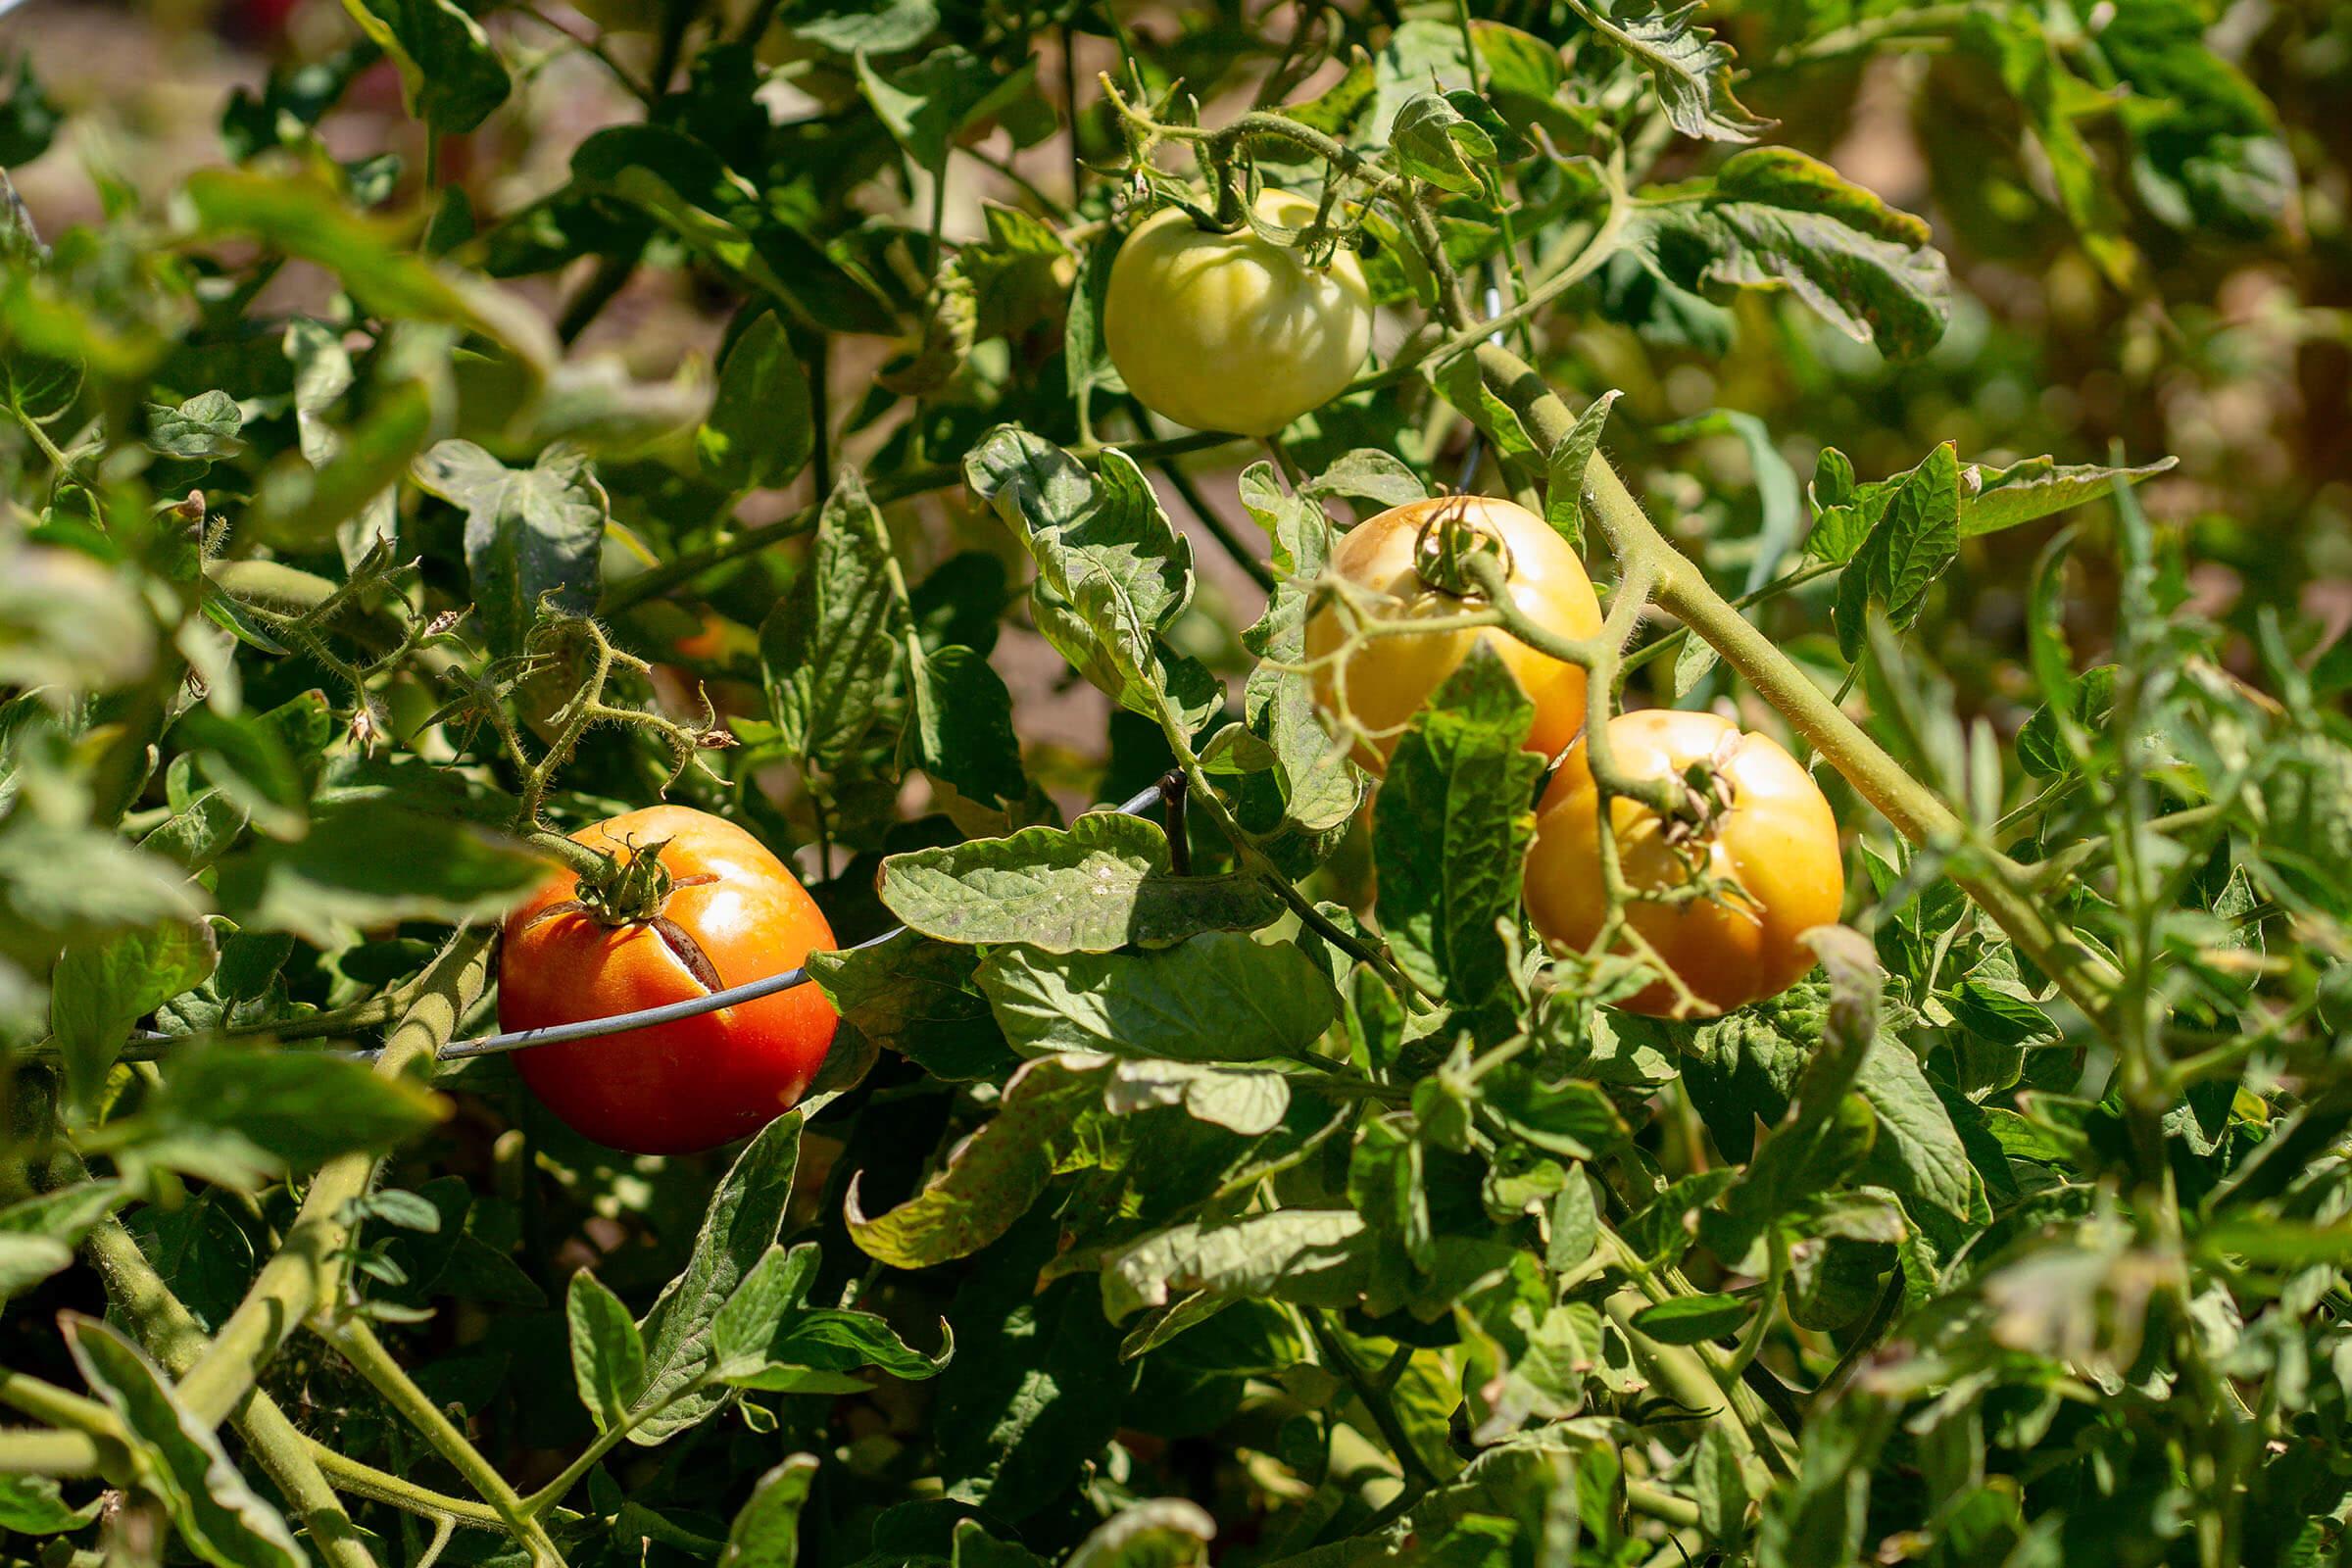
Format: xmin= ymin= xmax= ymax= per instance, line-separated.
xmin=1525 ymin=710 xmax=1844 ymax=1017
xmin=1303 ymin=495 xmax=1604 ymax=772
xmin=1103 ymin=189 xmax=1373 ymax=438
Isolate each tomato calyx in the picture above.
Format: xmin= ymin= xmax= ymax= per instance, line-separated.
xmin=520 ymin=836 xmax=728 ymax=994
xmin=1411 ymin=498 xmax=1516 ymax=600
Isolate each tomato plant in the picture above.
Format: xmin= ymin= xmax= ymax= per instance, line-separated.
xmin=0 ymin=3 xmax=2344 ymax=1568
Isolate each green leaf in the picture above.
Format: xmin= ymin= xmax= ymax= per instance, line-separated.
xmin=181 ymin=170 xmax=552 ymax=368
xmin=977 ymin=933 xmax=1340 ymax=1063
xmin=0 ymin=820 xmax=206 ymax=970
xmin=1561 ymin=0 xmax=1768 ymax=143
xmin=568 ymin=126 xmax=895 ymax=334
xmin=699 ymin=312 xmax=813 ymax=493
xmin=145 ymin=390 xmax=243 ymax=461
xmin=90 ymin=1045 xmax=445 ymax=1189
xmin=857 ymin=48 xmax=1040 ymax=174
xmin=710 ymin=1243 xmax=821 ymax=1372
xmin=968 ymin=430 xmax=1222 ymax=731
xmin=708 ymin=1239 xmax=950 ymax=1385
xmin=762 ymin=473 xmax=909 ymax=768
xmin=1660 ymin=407 xmax=1802 ymax=597
xmin=1373 ymin=643 xmax=1543 ymax=1005
xmin=0 ymin=1475 xmax=101 ymax=1535
xmin=848 ymin=1056 xmax=1105 ymax=1269
xmin=880 ymin=811 xmax=1282 ymax=953
xmin=336 ymin=0 xmax=511 ymax=132
xmin=2100 ymin=0 xmax=2295 ymax=237
xmin=936 ymin=1225 xmax=1135 ymax=1523
xmin=628 ymin=1113 xmax=803 ymax=1445
xmin=412 ymin=440 xmax=607 ymax=661
xmin=1544 ymin=389 xmax=1619 ymax=549
xmin=968 ymin=429 xmax=1192 ymax=648
xmin=1101 ymin=1210 xmax=1374 ymax=1321
xmin=1630 ymin=1291 xmax=1753 ymax=1345
xmin=1063 ymin=233 xmax=1125 ymax=433
xmin=1392 ymin=91 xmax=1499 ymax=194
xmin=1694 ymin=1420 xmax=1749 ymax=1546
xmin=1958 ymin=453 xmax=2178 ymax=539
xmin=1233 ymin=465 xmax=1359 ymax=838
xmin=566 ymin=1269 xmax=647 ymax=1433
xmin=50 ymin=916 xmax=218 ymax=1114
xmin=904 ymin=641 xmax=1027 ymax=807
xmin=1064 ymin=1499 xmax=1214 ymax=1568
xmin=0 ymin=1235 xmax=72 ymax=1301
xmin=63 ymin=1315 xmax=305 ymax=1568
xmin=720 ymin=1454 xmax=820 ymax=1568
xmin=1102 ymin=1059 xmax=1294 ymax=1137
xmin=1854 ymin=1041 xmax=1972 ymax=1226
xmin=0 ymin=543 xmax=157 ymax=695
xmin=808 ymin=930 xmax=1016 ymax=1082
xmin=0 ymin=1181 xmax=119 ymax=1302
xmin=1631 ymin=147 xmax=1950 ymax=360
xmin=214 ymin=800 xmax=543 ymax=947
xmin=1834 ymin=441 xmax=1960 ymax=662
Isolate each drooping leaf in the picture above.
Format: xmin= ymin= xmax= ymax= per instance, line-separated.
xmin=848 ymin=1056 xmax=1106 ymax=1269
xmin=336 ymin=0 xmax=511 ymax=133
xmin=628 ymin=1113 xmax=803 ymax=1445
xmin=699 ymin=311 xmax=813 ymax=493
xmin=1101 ymin=1210 xmax=1375 ymax=1321
xmin=977 ymin=933 xmax=1340 ymax=1064
xmin=1630 ymin=147 xmax=1950 ymax=359
xmin=1561 ymin=0 xmax=1769 ymax=143
xmin=412 ymin=440 xmax=608 ymax=660
xmin=1373 ymin=644 xmax=1543 ymax=1005
xmin=761 ymin=474 xmax=909 ymax=768
xmin=808 ymin=930 xmax=1016 ymax=1082
xmin=879 ymin=812 xmax=1282 ymax=954
xmin=63 ymin=1315 xmax=306 ymax=1568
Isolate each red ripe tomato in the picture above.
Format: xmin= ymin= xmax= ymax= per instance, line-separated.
xmin=499 ymin=806 xmax=838 ymax=1154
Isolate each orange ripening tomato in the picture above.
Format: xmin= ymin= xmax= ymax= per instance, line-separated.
xmin=1303 ymin=495 xmax=1604 ymax=772
xmin=499 ymin=806 xmax=838 ymax=1154
xmin=1525 ymin=710 xmax=1843 ymax=1017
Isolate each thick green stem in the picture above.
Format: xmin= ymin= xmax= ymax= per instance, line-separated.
xmin=81 ymin=1217 xmax=379 ymax=1568
xmin=323 ymin=1319 xmax=564 ymax=1566
xmin=170 ymin=928 xmax=496 ymax=1428
xmin=0 ymin=1427 xmax=106 ymax=1475
xmin=517 ymin=1373 xmax=708 ymax=1518
xmin=303 ymin=1441 xmax=512 ymax=1531
xmin=1307 ymin=1313 xmax=1443 ymax=1493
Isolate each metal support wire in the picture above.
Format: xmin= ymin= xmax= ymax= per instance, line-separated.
xmin=414 ymin=779 xmax=1172 ymax=1062
xmin=143 ymin=780 xmax=1173 ymax=1066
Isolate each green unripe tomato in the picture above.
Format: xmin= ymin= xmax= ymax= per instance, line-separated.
xmin=1103 ymin=189 xmax=1374 ymax=439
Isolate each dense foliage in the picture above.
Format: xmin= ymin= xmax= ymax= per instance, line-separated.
xmin=1 ymin=2 xmax=2347 ymax=1565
